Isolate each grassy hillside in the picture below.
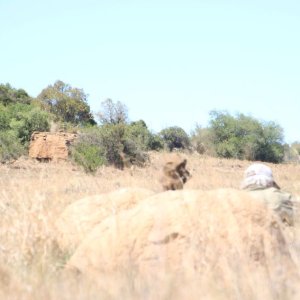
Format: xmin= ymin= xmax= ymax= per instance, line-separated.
xmin=0 ymin=152 xmax=300 ymax=299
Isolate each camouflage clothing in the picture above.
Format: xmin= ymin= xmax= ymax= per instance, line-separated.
xmin=244 ymin=186 xmax=294 ymax=226
xmin=241 ymin=163 xmax=294 ymax=226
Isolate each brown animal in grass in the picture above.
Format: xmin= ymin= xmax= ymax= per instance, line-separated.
xmin=161 ymin=154 xmax=191 ymax=191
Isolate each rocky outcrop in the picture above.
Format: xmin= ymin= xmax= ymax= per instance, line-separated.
xmin=55 ymin=188 xmax=155 ymax=253
xmin=66 ymin=188 xmax=295 ymax=287
xmin=29 ymin=131 xmax=77 ymax=161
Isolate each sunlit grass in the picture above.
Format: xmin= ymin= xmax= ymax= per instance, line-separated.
xmin=0 ymin=153 xmax=300 ymax=299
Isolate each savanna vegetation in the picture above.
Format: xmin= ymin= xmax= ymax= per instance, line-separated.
xmin=1 ymin=81 xmax=300 ymax=299
xmin=0 ymin=81 xmax=299 ymax=172
xmin=0 ymin=152 xmax=300 ymax=299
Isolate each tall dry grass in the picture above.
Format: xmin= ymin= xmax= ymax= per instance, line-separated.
xmin=0 ymin=152 xmax=300 ymax=299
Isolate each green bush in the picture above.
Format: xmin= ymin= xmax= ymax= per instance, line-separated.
xmin=291 ymin=142 xmax=300 ymax=155
xmin=9 ymin=105 xmax=50 ymax=144
xmin=159 ymin=126 xmax=191 ymax=151
xmin=0 ymin=102 xmax=51 ymax=163
xmin=191 ymin=125 xmax=216 ymax=155
xmin=284 ymin=143 xmax=300 ymax=163
xmin=71 ymin=142 xmax=105 ymax=173
xmin=147 ymin=134 xmax=164 ymax=151
xmin=207 ymin=110 xmax=284 ymax=163
xmin=71 ymin=122 xmax=153 ymax=172
xmin=37 ymin=80 xmax=95 ymax=125
xmin=126 ymin=120 xmax=163 ymax=151
xmin=0 ymin=83 xmax=31 ymax=106
xmin=0 ymin=104 xmax=10 ymax=131
xmin=98 ymin=124 xmax=126 ymax=168
xmin=95 ymin=123 xmax=151 ymax=168
xmin=71 ymin=125 xmax=124 ymax=171
xmin=0 ymin=131 xmax=25 ymax=162
xmin=97 ymin=123 xmax=150 ymax=168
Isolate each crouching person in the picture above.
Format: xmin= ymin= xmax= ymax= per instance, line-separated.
xmin=241 ymin=163 xmax=294 ymax=226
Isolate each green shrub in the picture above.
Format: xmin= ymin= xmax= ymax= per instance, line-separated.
xmin=37 ymin=80 xmax=95 ymax=125
xmin=98 ymin=124 xmax=126 ymax=168
xmin=125 ymin=120 xmax=163 ymax=151
xmin=0 ymin=83 xmax=31 ymax=106
xmin=0 ymin=102 xmax=50 ymax=162
xmin=71 ymin=142 xmax=105 ymax=173
xmin=147 ymin=134 xmax=164 ymax=151
xmin=9 ymin=105 xmax=50 ymax=144
xmin=98 ymin=123 xmax=150 ymax=168
xmin=94 ymin=123 xmax=151 ymax=168
xmin=0 ymin=104 xmax=10 ymax=130
xmin=291 ymin=142 xmax=300 ymax=155
xmin=208 ymin=110 xmax=285 ymax=163
xmin=159 ymin=126 xmax=191 ymax=151
xmin=284 ymin=144 xmax=300 ymax=163
xmin=71 ymin=123 xmax=151 ymax=172
xmin=0 ymin=131 xmax=25 ymax=162
xmin=71 ymin=125 xmax=124 ymax=172
xmin=191 ymin=125 xmax=216 ymax=155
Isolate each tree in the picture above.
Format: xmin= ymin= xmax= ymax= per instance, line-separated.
xmin=71 ymin=120 xmax=158 ymax=173
xmin=254 ymin=121 xmax=284 ymax=163
xmin=0 ymin=130 xmax=25 ymax=162
xmin=190 ymin=124 xmax=215 ymax=155
xmin=284 ymin=142 xmax=300 ymax=163
xmin=159 ymin=126 xmax=191 ymax=151
xmin=0 ymin=83 xmax=31 ymax=106
xmin=97 ymin=98 xmax=128 ymax=125
xmin=8 ymin=104 xmax=50 ymax=144
xmin=0 ymin=100 xmax=51 ymax=162
xmin=71 ymin=124 xmax=126 ymax=170
xmin=208 ymin=110 xmax=284 ymax=163
xmin=126 ymin=120 xmax=163 ymax=151
xmin=37 ymin=80 xmax=95 ymax=125
xmin=0 ymin=104 xmax=10 ymax=131
xmin=291 ymin=141 xmax=300 ymax=155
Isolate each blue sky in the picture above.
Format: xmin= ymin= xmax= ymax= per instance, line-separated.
xmin=1 ymin=0 xmax=299 ymax=143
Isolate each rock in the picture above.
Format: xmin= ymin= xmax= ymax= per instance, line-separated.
xmin=29 ymin=131 xmax=77 ymax=161
xmin=66 ymin=188 xmax=296 ymax=290
xmin=55 ymin=187 xmax=155 ymax=253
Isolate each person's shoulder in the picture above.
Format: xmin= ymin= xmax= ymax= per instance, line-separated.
xmin=251 ymin=187 xmax=292 ymax=203
xmin=271 ymin=188 xmax=292 ymax=200
xmin=246 ymin=186 xmax=293 ymax=201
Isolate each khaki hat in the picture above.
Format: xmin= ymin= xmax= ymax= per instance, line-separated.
xmin=241 ymin=163 xmax=280 ymax=189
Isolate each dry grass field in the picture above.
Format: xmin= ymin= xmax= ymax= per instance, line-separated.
xmin=1 ymin=152 xmax=300 ymax=299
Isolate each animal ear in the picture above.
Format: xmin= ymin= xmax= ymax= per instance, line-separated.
xmin=177 ymin=159 xmax=187 ymax=169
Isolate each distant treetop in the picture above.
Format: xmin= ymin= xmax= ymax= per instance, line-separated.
xmin=37 ymin=80 xmax=96 ymax=126
xmin=0 ymin=83 xmax=31 ymax=106
xmin=96 ymin=98 xmax=128 ymax=125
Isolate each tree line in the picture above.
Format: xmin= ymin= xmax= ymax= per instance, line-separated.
xmin=0 ymin=80 xmax=299 ymax=172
